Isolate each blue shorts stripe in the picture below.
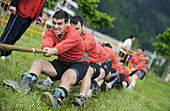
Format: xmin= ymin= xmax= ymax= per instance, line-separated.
xmin=70 ymin=68 xmax=79 ymax=83
xmin=136 ymin=72 xmax=141 ymax=78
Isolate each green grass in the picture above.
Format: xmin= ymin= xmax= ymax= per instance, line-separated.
xmin=0 ymin=26 xmax=170 ymax=111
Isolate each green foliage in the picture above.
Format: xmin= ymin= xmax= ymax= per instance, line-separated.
xmin=151 ymin=59 xmax=168 ymax=77
xmin=76 ymin=0 xmax=115 ymax=28
xmin=96 ymin=0 xmax=170 ymax=52
xmin=44 ymin=0 xmax=59 ymax=9
xmin=153 ymin=28 xmax=170 ymax=58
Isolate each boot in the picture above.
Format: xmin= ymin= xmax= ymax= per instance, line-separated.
xmin=3 ymin=73 xmax=37 ymax=94
xmin=101 ymin=82 xmax=106 ymax=91
xmin=73 ymin=92 xmax=79 ymax=97
xmin=90 ymin=80 xmax=99 ymax=95
xmin=93 ymin=84 xmax=99 ymax=95
xmin=35 ymin=80 xmax=53 ymax=90
xmin=73 ymin=94 xmax=86 ymax=107
xmin=42 ymin=88 xmax=65 ymax=108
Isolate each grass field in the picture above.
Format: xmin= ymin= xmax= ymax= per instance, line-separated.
xmin=0 ymin=27 xmax=170 ymax=111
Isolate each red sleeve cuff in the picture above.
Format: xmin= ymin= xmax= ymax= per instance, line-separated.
xmin=54 ymin=45 xmax=61 ymax=54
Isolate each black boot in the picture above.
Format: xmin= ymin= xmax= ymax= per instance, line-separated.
xmin=42 ymin=88 xmax=67 ymax=108
xmin=73 ymin=94 xmax=86 ymax=107
xmin=4 ymin=73 xmax=37 ymax=93
xmin=35 ymin=80 xmax=54 ymax=91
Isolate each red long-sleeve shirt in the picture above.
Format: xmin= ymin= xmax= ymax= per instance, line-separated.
xmin=81 ymin=30 xmax=99 ymax=64
xmin=129 ymin=53 xmax=147 ymax=72
xmin=14 ymin=0 xmax=45 ymax=21
xmin=29 ymin=0 xmax=41 ymax=19
xmin=42 ymin=26 xmax=87 ymax=62
xmin=96 ymin=42 xmax=109 ymax=64
xmin=122 ymin=66 xmax=129 ymax=82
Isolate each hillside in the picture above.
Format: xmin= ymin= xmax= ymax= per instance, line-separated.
xmin=0 ymin=27 xmax=170 ymax=110
xmin=96 ymin=0 xmax=170 ymax=52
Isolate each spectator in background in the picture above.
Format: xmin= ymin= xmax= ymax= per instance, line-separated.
xmin=128 ymin=46 xmax=147 ymax=89
xmin=119 ymin=35 xmax=135 ymax=65
xmin=0 ymin=0 xmax=45 ymax=61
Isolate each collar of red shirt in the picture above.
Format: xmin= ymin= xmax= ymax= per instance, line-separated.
xmin=81 ymin=30 xmax=86 ymax=36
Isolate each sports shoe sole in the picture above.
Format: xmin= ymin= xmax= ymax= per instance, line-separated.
xmin=42 ymin=92 xmax=56 ymax=107
xmin=73 ymin=98 xmax=83 ymax=107
xmin=3 ymin=80 xmax=20 ymax=92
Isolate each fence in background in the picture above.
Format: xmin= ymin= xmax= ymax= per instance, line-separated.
xmin=0 ymin=0 xmax=49 ymax=37
xmin=96 ymin=37 xmax=136 ymax=66
xmin=27 ymin=14 xmax=49 ymax=37
xmin=0 ymin=0 xmax=11 ymax=26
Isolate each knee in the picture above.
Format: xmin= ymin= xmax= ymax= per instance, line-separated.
xmin=60 ymin=71 xmax=76 ymax=84
xmin=60 ymin=74 xmax=70 ymax=83
xmin=32 ymin=60 xmax=43 ymax=67
xmin=131 ymin=75 xmax=138 ymax=80
xmin=105 ymin=72 xmax=111 ymax=80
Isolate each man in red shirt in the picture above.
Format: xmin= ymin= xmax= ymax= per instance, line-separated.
xmin=89 ymin=42 xmax=112 ymax=93
xmin=100 ymin=43 xmax=124 ymax=90
xmin=70 ymin=16 xmax=101 ymax=107
xmin=3 ymin=10 xmax=89 ymax=109
xmin=128 ymin=46 xmax=147 ymax=89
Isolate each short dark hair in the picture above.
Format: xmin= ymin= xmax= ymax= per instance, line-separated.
xmin=137 ymin=45 xmax=145 ymax=51
xmin=70 ymin=16 xmax=83 ymax=26
xmin=129 ymin=35 xmax=135 ymax=39
xmin=103 ymin=43 xmax=112 ymax=48
xmin=53 ymin=10 xmax=69 ymax=23
xmin=119 ymin=59 xmax=125 ymax=65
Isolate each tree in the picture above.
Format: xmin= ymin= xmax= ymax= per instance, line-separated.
xmin=153 ymin=28 xmax=170 ymax=82
xmin=76 ymin=0 xmax=115 ymax=29
xmin=95 ymin=0 xmax=170 ymax=52
xmin=44 ymin=0 xmax=59 ymax=9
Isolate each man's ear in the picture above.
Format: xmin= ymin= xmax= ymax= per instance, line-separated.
xmin=82 ymin=24 xmax=84 ymax=28
xmin=66 ymin=21 xmax=69 ymax=26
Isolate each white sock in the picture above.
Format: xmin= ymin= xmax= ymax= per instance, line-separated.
xmin=130 ymin=83 xmax=135 ymax=87
xmin=1 ymin=56 xmax=5 ymax=60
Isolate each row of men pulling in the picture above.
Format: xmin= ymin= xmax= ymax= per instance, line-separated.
xmin=3 ymin=10 xmax=147 ymax=109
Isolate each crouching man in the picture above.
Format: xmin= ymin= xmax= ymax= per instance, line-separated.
xmin=3 ymin=10 xmax=89 ymax=109
xmin=128 ymin=46 xmax=147 ymax=89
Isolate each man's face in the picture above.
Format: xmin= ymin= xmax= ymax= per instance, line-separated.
xmin=119 ymin=62 xmax=124 ymax=67
xmin=71 ymin=21 xmax=83 ymax=35
xmin=132 ymin=37 xmax=135 ymax=41
xmin=137 ymin=48 xmax=143 ymax=55
xmin=52 ymin=18 xmax=68 ymax=35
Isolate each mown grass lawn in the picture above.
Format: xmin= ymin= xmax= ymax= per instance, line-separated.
xmin=0 ymin=26 xmax=170 ymax=111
